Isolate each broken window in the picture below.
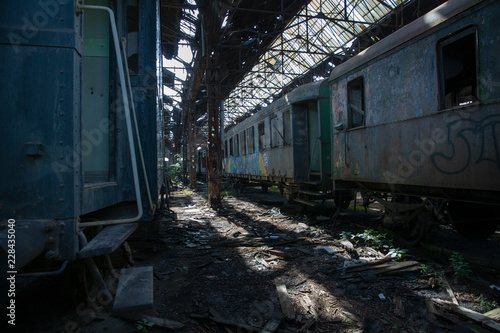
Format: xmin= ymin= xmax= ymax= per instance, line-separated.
xmin=247 ymin=126 xmax=255 ymax=153
xmin=240 ymin=131 xmax=246 ymax=155
xmin=270 ymin=116 xmax=281 ymax=147
xmin=438 ymin=26 xmax=478 ymax=109
xmin=283 ymin=111 xmax=291 ymax=145
xmin=229 ymin=137 xmax=233 ymax=156
xmin=235 ymin=135 xmax=239 ymax=157
xmin=225 ymin=140 xmax=228 ymax=158
xmin=348 ymin=77 xmax=365 ymax=129
xmin=258 ymin=121 xmax=265 ymax=150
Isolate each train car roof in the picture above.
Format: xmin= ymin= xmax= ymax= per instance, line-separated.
xmin=286 ymin=79 xmax=328 ymax=104
xmin=328 ymin=0 xmax=482 ymax=81
xmin=225 ymin=79 xmax=328 ymax=134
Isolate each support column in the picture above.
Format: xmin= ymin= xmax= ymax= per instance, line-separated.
xmin=189 ymin=114 xmax=197 ymax=189
xmin=182 ymin=123 xmax=188 ymax=185
xmin=206 ymin=53 xmax=221 ymax=207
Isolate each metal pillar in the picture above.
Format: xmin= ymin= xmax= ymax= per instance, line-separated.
xmin=205 ymin=2 xmax=222 ymax=208
xmin=206 ymin=53 xmax=221 ymax=207
xmin=182 ymin=122 xmax=188 ymax=185
xmin=189 ymin=114 xmax=197 ymax=189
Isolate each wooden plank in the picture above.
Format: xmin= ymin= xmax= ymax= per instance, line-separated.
xmin=141 ymin=315 xmax=184 ymax=330
xmin=485 ymin=308 xmax=500 ymax=320
xmin=371 ymin=261 xmax=420 ymax=275
xmin=275 ymin=282 xmax=295 ymax=320
xmin=112 ymin=266 xmax=153 ymax=314
xmin=80 ymin=223 xmax=138 ymax=258
xmin=432 ymin=298 xmax=500 ymax=332
xmin=298 ymin=294 xmax=318 ymax=318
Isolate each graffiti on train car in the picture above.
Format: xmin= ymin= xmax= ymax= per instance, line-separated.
xmin=431 ymin=114 xmax=500 ymax=175
xmin=226 ymin=150 xmax=268 ymax=176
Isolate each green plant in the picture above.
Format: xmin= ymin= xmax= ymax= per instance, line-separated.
xmin=474 ymin=294 xmax=499 ymax=312
xmin=449 ymin=252 xmax=471 ymax=278
xmin=167 ymin=154 xmax=183 ymax=183
xmin=136 ymin=319 xmax=154 ymax=333
xmin=221 ymin=189 xmax=236 ymax=198
xmin=387 ymin=247 xmax=407 ymax=260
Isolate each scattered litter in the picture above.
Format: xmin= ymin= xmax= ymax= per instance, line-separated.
xmin=491 ymin=285 xmax=500 ymax=291
xmin=269 ymin=207 xmax=282 ymax=216
xmin=344 ymin=260 xmax=356 ymax=268
xmin=378 ymin=293 xmax=386 ymax=301
xmin=314 ymin=246 xmax=337 ymax=254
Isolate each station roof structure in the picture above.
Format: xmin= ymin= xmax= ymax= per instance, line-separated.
xmin=160 ymin=0 xmax=445 ymax=134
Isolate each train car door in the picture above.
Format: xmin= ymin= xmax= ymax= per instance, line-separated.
xmin=308 ymin=103 xmax=321 ymax=175
xmin=82 ymin=0 xmax=112 ymax=184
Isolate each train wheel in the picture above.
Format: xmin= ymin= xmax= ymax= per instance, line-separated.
xmin=395 ymin=211 xmax=429 ymax=247
xmin=449 ymin=202 xmax=499 ymax=239
xmin=334 ymin=191 xmax=353 ymax=210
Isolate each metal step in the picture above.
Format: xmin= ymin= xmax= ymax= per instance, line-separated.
xmin=294 ymin=198 xmax=321 ymax=207
xmin=79 ymin=223 xmax=138 ymax=258
xmin=301 ymin=181 xmax=321 ymax=186
xmin=298 ymin=190 xmax=330 ymax=198
xmin=112 ymin=266 xmax=153 ymax=314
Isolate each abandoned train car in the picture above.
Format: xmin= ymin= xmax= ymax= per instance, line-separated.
xmin=0 ymin=0 xmax=162 ymax=298
xmin=223 ymin=79 xmax=332 ymax=199
xmin=330 ymin=0 xmax=500 ymax=242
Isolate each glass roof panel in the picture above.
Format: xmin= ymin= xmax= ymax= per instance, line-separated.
xmin=223 ymin=0 xmax=412 ymax=124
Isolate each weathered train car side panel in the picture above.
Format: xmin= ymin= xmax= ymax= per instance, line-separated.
xmin=0 ymin=1 xmax=84 ymax=263
xmin=330 ymin=0 xmax=500 ymax=203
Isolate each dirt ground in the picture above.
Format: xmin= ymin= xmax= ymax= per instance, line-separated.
xmin=6 ymin=183 xmax=500 ymax=333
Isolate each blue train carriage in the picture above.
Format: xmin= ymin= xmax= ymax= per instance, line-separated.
xmin=223 ymin=79 xmax=332 ymax=204
xmin=330 ymin=0 xmax=500 ymax=244
xmin=0 ymin=0 xmax=160 ymax=290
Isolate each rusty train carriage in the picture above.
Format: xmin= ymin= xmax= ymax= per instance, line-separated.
xmin=223 ymin=79 xmax=332 ymax=198
xmin=330 ymin=0 xmax=500 ymax=243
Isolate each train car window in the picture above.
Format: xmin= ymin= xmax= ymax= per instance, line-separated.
xmin=347 ymin=77 xmax=365 ymax=129
xmin=240 ymin=132 xmax=246 ymax=155
xmin=438 ymin=27 xmax=478 ymax=109
xmin=229 ymin=137 xmax=234 ymax=156
xmin=247 ymin=126 xmax=255 ymax=153
xmin=126 ymin=0 xmax=139 ymax=73
xmin=283 ymin=111 xmax=291 ymax=145
xmin=258 ymin=122 xmax=265 ymax=150
xmin=235 ymin=135 xmax=240 ymax=157
xmin=225 ymin=140 xmax=228 ymax=158
xmin=270 ymin=116 xmax=281 ymax=147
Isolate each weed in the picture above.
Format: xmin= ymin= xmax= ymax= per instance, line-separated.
xmin=167 ymin=154 xmax=183 ymax=184
xmin=449 ymin=252 xmax=471 ymax=278
xmin=387 ymin=247 xmax=407 ymax=260
xmin=136 ymin=319 xmax=154 ymax=333
xmin=474 ymin=294 xmax=499 ymax=312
